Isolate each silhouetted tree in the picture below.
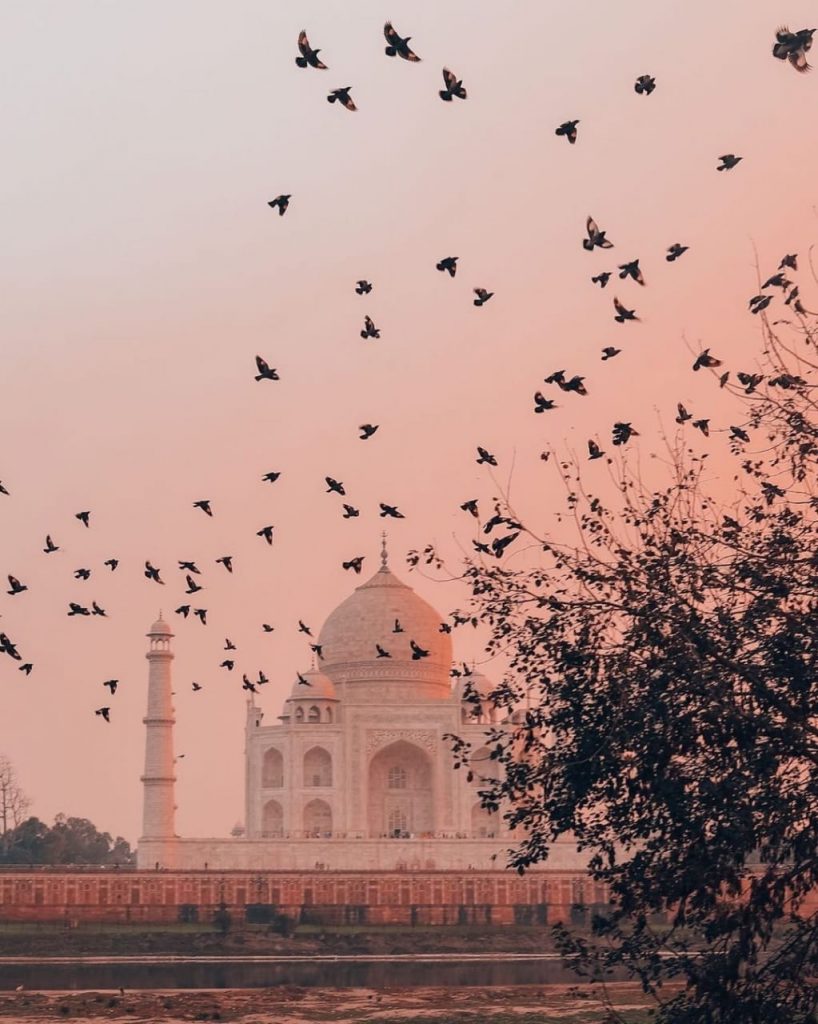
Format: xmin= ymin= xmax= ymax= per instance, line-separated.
xmin=0 ymin=814 xmax=135 ymax=866
xmin=0 ymin=756 xmax=30 ymax=858
xmin=439 ymin=279 xmax=818 ymax=1022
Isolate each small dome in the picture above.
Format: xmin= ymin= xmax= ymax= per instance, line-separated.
xmin=148 ymin=615 xmax=172 ymax=636
xmin=453 ymin=670 xmax=493 ymax=703
xmin=290 ymin=668 xmax=337 ymax=700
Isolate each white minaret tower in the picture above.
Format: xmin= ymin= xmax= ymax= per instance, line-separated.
xmin=139 ymin=613 xmax=177 ymax=866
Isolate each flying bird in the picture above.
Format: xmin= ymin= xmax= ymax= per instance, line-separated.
xmin=343 ymin=556 xmax=364 ymax=574
xmin=257 ymin=525 xmax=274 ymax=545
xmin=762 ymin=273 xmax=790 ymax=290
xmin=104 ymin=558 xmax=119 ymax=571
xmin=67 ymin=602 xmax=90 ymax=616
xmin=193 ymin=500 xmax=213 ymax=517
xmin=144 ymin=562 xmax=164 ymax=584
xmin=749 ymin=294 xmax=773 ymax=314
xmin=298 ymin=620 xmax=313 ymax=636
xmin=341 ymin=504 xmax=360 ymax=519
xmin=327 ymin=87 xmax=357 ymax=111
xmin=618 ymin=259 xmax=644 ymax=285
xmin=175 ymin=605 xmax=191 ymax=618
xmin=75 ymin=511 xmax=91 ymax=528
xmin=193 ymin=608 xmax=207 ymax=625
xmin=601 ymin=347 xmax=620 ymax=360
xmin=393 ymin=619 xmax=404 ymax=633
xmin=779 ymin=254 xmax=798 ymax=271
xmin=0 ymin=482 xmax=8 ymax=496
xmin=254 ymin=356 xmax=280 ymax=381
xmin=533 ymin=392 xmax=557 ymax=413
xmin=634 ymin=74 xmax=656 ymax=95
xmin=74 ymin=568 xmax=91 ymax=580
xmin=676 ymin=403 xmax=692 ymax=423
xmin=612 ymin=422 xmax=639 ymax=446
xmin=309 ymin=644 xmax=322 ymax=660
xmin=588 ymin=440 xmax=605 ymax=460
xmin=436 ymin=256 xmax=458 ymax=277
xmin=359 ymin=423 xmax=379 ymax=439
xmin=592 ymin=272 xmax=611 ymax=288
xmin=262 ymin=471 xmax=281 ymax=484
xmin=267 ymin=194 xmax=290 ymax=215
xmin=220 ymin=660 xmax=234 ymax=671
xmin=555 ymin=119 xmax=579 ymax=144
xmin=295 ymin=30 xmax=327 ymax=69
xmin=379 ymin=503 xmax=405 ymax=518
xmin=242 ymin=676 xmax=258 ymax=694
xmin=613 ymin=297 xmax=639 ymax=323
xmin=384 ymin=21 xmax=421 ymax=61
xmin=215 ymin=555 xmax=233 ymax=573
xmin=439 ymin=67 xmax=466 ymax=101
xmin=103 ymin=679 xmax=118 ymax=695
xmin=178 ymin=560 xmax=200 ymax=574
xmin=772 ymin=27 xmax=815 ymax=72
xmin=666 ymin=243 xmax=689 ymax=262
xmin=326 ymin=477 xmax=345 ymax=495
xmin=361 ymin=316 xmax=380 ymax=339
xmin=730 ymin=426 xmax=750 ymax=443
xmin=693 ymin=349 xmax=722 ymax=371
xmin=460 ymin=499 xmax=479 ymax=518
xmin=262 ymin=623 xmax=275 ymax=633
xmin=95 ymin=707 xmax=111 ymax=723
xmin=583 ymin=217 xmax=613 ymax=251
xmin=476 ymin=446 xmax=497 ymax=466
xmin=355 ymin=280 xmax=372 ymax=294
xmin=224 ymin=638 xmax=236 ymax=650
xmin=6 ymin=575 xmax=27 ymax=596
xmin=410 ymin=640 xmax=430 ymax=660
xmin=376 ymin=644 xmax=391 ymax=658
xmin=184 ymin=574 xmax=202 ymax=595
xmin=19 ymin=663 xmax=33 ymax=676
xmin=717 ymin=154 xmax=742 ymax=171
xmin=0 ymin=633 xmax=22 ymax=660
xmin=473 ymin=288 xmax=494 ymax=307
xmin=296 ymin=671 xmax=310 ymax=687
xmin=43 ymin=535 xmax=59 ymax=554
xmin=692 ymin=419 xmax=710 ymax=437
xmin=192 ymin=681 xmax=202 ymax=691
xmin=91 ymin=601 xmax=107 ymax=617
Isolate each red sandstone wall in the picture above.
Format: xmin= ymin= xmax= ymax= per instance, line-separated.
xmin=0 ymin=869 xmax=605 ymax=926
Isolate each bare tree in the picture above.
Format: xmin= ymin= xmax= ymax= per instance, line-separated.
xmin=0 ymin=756 xmax=30 ymax=854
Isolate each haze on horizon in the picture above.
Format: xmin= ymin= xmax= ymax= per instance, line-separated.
xmin=2 ymin=0 xmax=817 ymax=843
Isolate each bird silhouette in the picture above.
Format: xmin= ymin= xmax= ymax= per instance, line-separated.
xmin=618 ymin=259 xmax=645 ymax=285
xmin=384 ymin=22 xmax=421 ymax=61
xmin=193 ymin=608 xmax=207 ymax=625
xmin=193 ymin=500 xmax=213 ymax=517
xmin=436 ymin=256 xmax=458 ymax=277
xmin=666 ymin=243 xmax=689 ymax=262
xmin=634 ymin=74 xmax=656 ymax=95
xmin=19 ymin=663 xmax=32 ymax=675
xmin=220 ymin=660 xmax=234 ymax=671
xmin=262 ymin=623 xmax=275 ymax=633
xmin=67 ymin=602 xmax=90 ymax=616
xmin=355 ymin=280 xmax=372 ymax=295
xmin=74 ymin=568 xmax=91 ymax=581
xmin=361 ymin=315 xmax=380 ymax=339
xmin=184 ymin=575 xmax=202 ymax=595
xmin=104 ymin=558 xmax=118 ymax=571
xmin=359 ymin=423 xmax=379 ymax=439
xmin=393 ymin=619 xmax=404 ymax=633
xmin=592 ymin=272 xmax=611 ymax=288
xmin=584 ymin=216 xmax=613 ymax=251
xmin=410 ymin=640 xmax=430 ymax=660
xmin=676 ymin=403 xmax=692 ymax=423
xmin=91 ymin=601 xmax=107 ymax=617
xmin=43 ymin=535 xmax=59 ymax=554
xmin=379 ymin=503 xmax=405 ymax=518
xmin=555 ymin=119 xmax=579 ymax=144
xmin=327 ymin=87 xmax=357 ymax=111
xmin=588 ymin=440 xmax=605 ymax=460
xmin=692 ymin=419 xmax=710 ymax=436
xmin=772 ymin=27 xmax=815 ymax=72
xmin=242 ymin=676 xmax=257 ymax=693
xmin=257 ymin=526 xmax=274 ymax=545
xmin=601 ymin=347 xmax=621 ymax=360
xmin=473 ymin=288 xmax=494 ymax=307
xmin=693 ymin=349 xmax=722 ymax=371
xmin=717 ymin=154 xmax=742 ymax=171
xmin=376 ymin=644 xmax=391 ymax=658
xmin=296 ymin=671 xmax=311 ymax=687
xmin=762 ymin=273 xmax=790 ymax=290
xmin=533 ymin=392 xmax=557 ymax=413
xmin=309 ymin=643 xmax=323 ymax=659
xmin=215 ymin=555 xmax=233 ymax=573
xmin=439 ymin=67 xmax=466 ymax=101
xmin=612 ymin=422 xmax=639 ymax=446
xmin=103 ymin=679 xmax=118 ymax=695
xmin=342 ymin=504 xmax=360 ymax=519
xmin=95 ymin=707 xmax=110 ymax=722
xmin=613 ymin=297 xmax=639 ymax=323
xmin=343 ymin=556 xmax=365 ymax=574
xmin=267 ymin=194 xmax=290 ymax=216
xmin=325 ymin=477 xmax=345 ymax=495
xmin=780 ymin=254 xmax=798 ymax=271
xmin=224 ymin=638 xmax=236 ymax=651
xmin=0 ymin=633 xmax=21 ymax=660
xmin=476 ymin=446 xmax=497 ymax=466
xmin=749 ymin=294 xmax=773 ymax=314
xmin=175 ymin=605 xmax=190 ymax=618
xmin=6 ymin=576 xmax=27 ymax=596
xmin=192 ymin=682 xmax=203 ymax=692
xmin=295 ymin=30 xmax=327 ymax=69
xmin=460 ymin=499 xmax=479 ymax=517
xmin=262 ymin=471 xmax=281 ymax=484
xmin=144 ymin=562 xmax=164 ymax=584
xmin=75 ymin=511 xmax=91 ymax=528
xmin=0 ymin=483 xmax=8 ymax=496
xmin=298 ymin=620 xmax=313 ymax=636
xmin=254 ymin=356 xmax=280 ymax=381
xmin=730 ymin=426 xmax=750 ymax=442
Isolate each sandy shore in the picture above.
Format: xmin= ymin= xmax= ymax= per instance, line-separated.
xmin=0 ymin=984 xmax=656 ymax=1023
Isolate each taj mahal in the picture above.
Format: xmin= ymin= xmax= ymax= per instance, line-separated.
xmin=136 ymin=543 xmax=586 ymax=873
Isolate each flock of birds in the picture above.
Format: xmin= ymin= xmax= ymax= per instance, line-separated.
xmin=1 ymin=20 xmax=816 ymax=728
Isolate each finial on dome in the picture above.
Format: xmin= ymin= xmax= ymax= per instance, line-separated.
xmin=380 ymin=531 xmax=389 ymax=572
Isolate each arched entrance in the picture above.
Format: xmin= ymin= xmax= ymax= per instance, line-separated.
xmin=368 ymin=740 xmax=434 ymax=837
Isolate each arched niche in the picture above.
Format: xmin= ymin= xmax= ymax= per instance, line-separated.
xmin=304 ymin=798 xmax=332 ymax=837
xmin=471 ymin=802 xmax=497 ymax=838
xmin=304 ymin=746 xmax=332 ymax=787
xmin=261 ymin=747 xmax=283 ymax=788
xmin=262 ymin=799 xmax=283 ymax=837
xmin=368 ymin=740 xmax=434 ymax=838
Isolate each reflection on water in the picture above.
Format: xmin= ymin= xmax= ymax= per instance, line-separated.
xmin=0 ymin=956 xmax=599 ymax=991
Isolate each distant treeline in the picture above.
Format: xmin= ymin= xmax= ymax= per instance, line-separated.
xmin=0 ymin=814 xmax=135 ymax=866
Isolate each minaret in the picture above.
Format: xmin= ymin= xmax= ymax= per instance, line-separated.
xmin=140 ymin=614 xmax=177 ymax=856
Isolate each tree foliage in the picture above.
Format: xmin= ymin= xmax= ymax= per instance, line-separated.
xmin=0 ymin=813 xmax=135 ymax=866
xmin=440 ymin=275 xmax=818 ymax=1022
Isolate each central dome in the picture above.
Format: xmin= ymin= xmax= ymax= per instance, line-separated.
xmin=318 ymin=563 xmax=453 ymax=701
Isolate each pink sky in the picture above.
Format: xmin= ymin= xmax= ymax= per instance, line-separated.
xmin=2 ymin=0 xmax=818 ymax=842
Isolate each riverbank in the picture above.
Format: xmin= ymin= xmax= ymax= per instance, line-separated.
xmin=0 ymin=984 xmax=657 ymax=1022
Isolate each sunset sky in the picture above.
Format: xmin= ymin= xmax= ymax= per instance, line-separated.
xmin=2 ymin=0 xmax=818 ymax=842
